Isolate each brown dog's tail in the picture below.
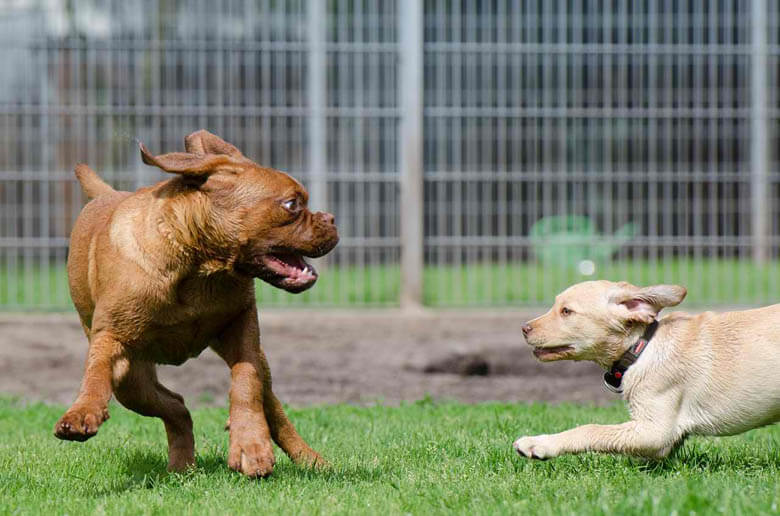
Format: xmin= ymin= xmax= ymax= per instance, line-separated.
xmin=74 ymin=163 xmax=115 ymax=199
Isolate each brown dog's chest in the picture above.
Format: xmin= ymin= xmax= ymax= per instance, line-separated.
xmin=124 ymin=308 xmax=240 ymax=365
xmin=112 ymin=277 xmax=254 ymax=365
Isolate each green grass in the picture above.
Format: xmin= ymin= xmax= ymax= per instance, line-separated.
xmin=422 ymin=258 xmax=780 ymax=307
xmin=3 ymin=258 xmax=780 ymax=310
xmin=1 ymin=398 xmax=779 ymax=515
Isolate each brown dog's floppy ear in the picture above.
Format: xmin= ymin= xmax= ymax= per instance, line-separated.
xmin=611 ymin=283 xmax=687 ymax=324
xmin=139 ymin=142 xmax=240 ymax=176
xmin=184 ymin=130 xmax=244 ymax=158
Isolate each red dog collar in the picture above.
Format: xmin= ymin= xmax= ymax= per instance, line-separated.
xmin=604 ymin=320 xmax=659 ymax=394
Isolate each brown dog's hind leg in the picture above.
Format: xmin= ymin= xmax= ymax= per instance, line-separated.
xmin=263 ymin=388 xmax=327 ymax=468
xmin=55 ymin=332 xmax=122 ymax=441
xmin=113 ymin=360 xmax=195 ymax=472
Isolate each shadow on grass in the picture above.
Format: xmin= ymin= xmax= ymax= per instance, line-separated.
xmin=120 ymin=451 xmax=182 ymax=489
xmin=637 ymin=441 xmax=780 ymax=476
xmin=508 ymin=439 xmax=780 ymax=478
xmin=116 ymin=449 xmax=384 ymax=491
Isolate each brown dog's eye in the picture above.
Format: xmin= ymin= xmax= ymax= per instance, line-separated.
xmin=282 ymin=199 xmax=299 ymax=212
xmin=561 ymin=307 xmax=573 ymax=316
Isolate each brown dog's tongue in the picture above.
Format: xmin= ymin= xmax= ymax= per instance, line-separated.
xmin=269 ymin=253 xmax=316 ymax=276
xmin=283 ymin=253 xmax=306 ymax=269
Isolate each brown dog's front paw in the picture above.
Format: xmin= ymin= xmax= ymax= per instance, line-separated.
xmin=54 ymin=405 xmax=109 ymax=442
xmin=228 ymin=439 xmax=275 ymax=478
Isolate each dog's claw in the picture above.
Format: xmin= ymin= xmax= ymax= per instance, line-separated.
xmin=519 ymin=450 xmax=548 ymax=461
xmin=513 ymin=436 xmax=554 ymax=460
xmin=54 ymin=406 xmax=108 ymax=442
xmin=515 ymin=448 xmax=547 ymax=461
xmin=228 ymin=439 xmax=275 ymax=478
xmin=290 ymin=448 xmax=330 ymax=470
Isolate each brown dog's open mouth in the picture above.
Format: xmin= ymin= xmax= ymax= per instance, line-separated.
xmin=532 ymin=345 xmax=575 ymax=361
xmin=254 ymin=252 xmax=318 ymax=293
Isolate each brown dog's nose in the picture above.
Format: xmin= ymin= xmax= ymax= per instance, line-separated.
xmin=521 ymin=324 xmax=533 ymax=337
xmin=319 ymin=212 xmax=335 ymax=225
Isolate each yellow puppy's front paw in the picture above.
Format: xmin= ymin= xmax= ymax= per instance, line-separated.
xmin=513 ymin=435 xmax=557 ymax=460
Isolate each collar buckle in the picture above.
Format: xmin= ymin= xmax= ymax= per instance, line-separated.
xmin=602 ymin=320 xmax=659 ymax=395
xmin=603 ymin=372 xmax=624 ymax=394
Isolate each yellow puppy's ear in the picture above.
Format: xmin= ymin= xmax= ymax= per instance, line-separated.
xmin=611 ymin=284 xmax=687 ymax=324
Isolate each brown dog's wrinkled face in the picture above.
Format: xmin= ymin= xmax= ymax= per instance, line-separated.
xmin=521 ymin=280 xmax=686 ymax=364
xmin=141 ymin=130 xmax=339 ymax=293
xmin=225 ymin=167 xmax=339 ymax=293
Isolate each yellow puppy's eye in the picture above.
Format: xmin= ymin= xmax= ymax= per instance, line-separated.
xmin=282 ymin=199 xmax=298 ymax=211
xmin=561 ymin=307 xmax=573 ymax=316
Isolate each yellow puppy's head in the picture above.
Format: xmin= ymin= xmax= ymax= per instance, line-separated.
xmin=521 ymin=281 xmax=686 ymax=366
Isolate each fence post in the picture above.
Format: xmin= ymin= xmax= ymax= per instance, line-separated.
xmin=751 ymin=0 xmax=769 ymax=264
xmin=399 ymin=0 xmax=424 ymax=309
xmin=308 ymin=0 xmax=327 ymax=214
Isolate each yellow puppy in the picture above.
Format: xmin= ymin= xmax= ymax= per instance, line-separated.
xmin=515 ymin=280 xmax=780 ymax=459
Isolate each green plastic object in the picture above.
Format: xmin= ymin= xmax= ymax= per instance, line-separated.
xmin=528 ymin=215 xmax=637 ymax=266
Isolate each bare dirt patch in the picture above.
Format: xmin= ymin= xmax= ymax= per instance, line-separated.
xmin=0 ymin=310 xmax=611 ymax=407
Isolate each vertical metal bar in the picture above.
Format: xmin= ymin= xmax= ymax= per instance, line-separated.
xmin=751 ymin=0 xmax=769 ymax=264
xmin=722 ymin=1 xmax=735 ymax=303
xmin=603 ymin=1 xmax=614 ymax=285
xmin=706 ymin=1 xmax=718 ymax=301
xmin=464 ymin=1 xmax=476 ymax=304
xmin=542 ymin=0 xmax=553 ymax=297
xmin=661 ymin=0 xmax=672 ymax=285
xmin=21 ymin=6 xmax=34 ymax=307
xmin=433 ymin=0 xmax=446 ymax=306
xmin=307 ymin=0 xmax=328 ymax=280
xmin=452 ymin=0 xmax=463 ymax=305
xmin=134 ymin=1 xmax=146 ymax=190
xmin=767 ymin=0 xmax=780 ymax=302
xmin=648 ymin=0 xmax=659 ymax=286
xmin=526 ymin=0 xmax=538 ymax=302
xmin=496 ymin=0 xmax=507 ymax=303
xmin=399 ymin=0 xmax=424 ymax=309
xmin=39 ymin=5 xmax=51 ymax=307
xmin=692 ymin=0 xmax=703 ymax=297
xmin=355 ymin=0 xmax=366 ymax=304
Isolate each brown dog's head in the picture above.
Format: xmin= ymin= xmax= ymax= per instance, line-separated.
xmin=140 ymin=130 xmax=339 ymax=293
xmin=521 ymin=280 xmax=686 ymax=366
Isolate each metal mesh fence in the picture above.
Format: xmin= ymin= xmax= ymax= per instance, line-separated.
xmin=0 ymin=0 xmax=778 ymax=310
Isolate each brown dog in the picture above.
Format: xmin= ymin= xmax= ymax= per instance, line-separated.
xmin=54 ymin=130 xmax=338 ymax=477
